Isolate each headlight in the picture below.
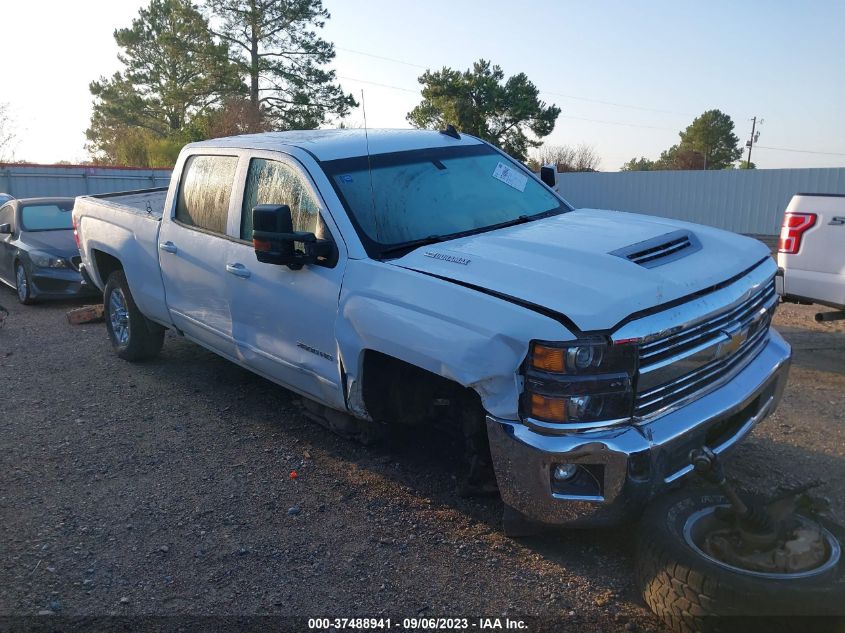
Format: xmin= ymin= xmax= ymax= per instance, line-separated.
xmin=30 ymin=250 xmax=67 ymax=269
xmin=523 ymin=337 xmax=638 ymax=426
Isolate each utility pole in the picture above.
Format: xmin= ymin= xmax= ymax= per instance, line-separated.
xmin=746 ymin=117 xmax=762 ymax=166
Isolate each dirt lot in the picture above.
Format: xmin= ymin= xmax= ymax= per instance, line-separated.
xmin=1 ymin=290 xmax=843 ymax=632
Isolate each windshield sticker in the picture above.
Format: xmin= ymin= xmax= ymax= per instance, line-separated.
xmin=492 ymin=162 xmax=527 ymax=192
xmin=340 ymin=174 xmax=354 ymax=183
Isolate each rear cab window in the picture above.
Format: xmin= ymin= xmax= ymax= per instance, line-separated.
xmin=175 ymin=155 xmax=239 ymax=235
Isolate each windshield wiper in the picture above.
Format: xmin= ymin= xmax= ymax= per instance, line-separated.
xmin=377 ymin=210 xmax=560 ymax=260
xmin=378 ymin=235 xmax=447 ymax=259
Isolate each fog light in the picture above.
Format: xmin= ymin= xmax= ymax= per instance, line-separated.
xmin=553 ymin=463 xmax=579 ymax=481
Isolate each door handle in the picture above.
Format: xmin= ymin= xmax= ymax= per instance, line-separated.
xmin=159 ymin=241 xmax=177 ymax=254
xmin=226 ymin=263 xmax=251 ymax=278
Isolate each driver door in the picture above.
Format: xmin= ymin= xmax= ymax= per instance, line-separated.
xmin=227 ymin=153 xmax=347 ymax=408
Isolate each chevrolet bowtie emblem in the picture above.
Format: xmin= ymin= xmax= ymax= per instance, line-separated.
xmin=716 ymin=324 xmax=748 ymax=359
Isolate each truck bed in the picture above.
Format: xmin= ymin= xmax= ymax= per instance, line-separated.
xmin=84 ymin=187 xmax=168 ymax=218
xmin=73 ymin=187 xmax=171 ymax=326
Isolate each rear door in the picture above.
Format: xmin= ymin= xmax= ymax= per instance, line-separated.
xmin=158 ymin=153 xmax=242 ymax=359
xmin=226 ymin=152 xmax=347 ymax=407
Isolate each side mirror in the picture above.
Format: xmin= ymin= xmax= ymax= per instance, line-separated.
xmin=540 ymin=165 xmax=557 ymax=189
xmin=0 ymin=223 xmax=11 ymax=235
xmin=252 ymin=204 xmax=333 ymax=270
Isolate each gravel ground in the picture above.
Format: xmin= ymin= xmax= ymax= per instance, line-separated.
xmin=0 ymin=289 xmax=843 ymax=633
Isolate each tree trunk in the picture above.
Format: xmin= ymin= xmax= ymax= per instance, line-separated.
xmin=249 ymin=1 xmax=259 ymax=107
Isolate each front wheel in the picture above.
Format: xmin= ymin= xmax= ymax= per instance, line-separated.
xmin=636 ymin=489 xmax=845 ymax=633
xmin=104 ymin=270 xmax=164 ymax=361
xmin=15 ymin=262 xmax=35 ymax=305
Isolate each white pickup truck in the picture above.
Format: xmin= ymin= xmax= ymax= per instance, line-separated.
xmin=777 ymin=193 xmax=845 ymax=322
xmin=73 ymin=129 xmax=791 ymax=530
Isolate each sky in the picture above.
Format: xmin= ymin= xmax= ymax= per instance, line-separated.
xmin=1 ymin=0 xmax=844 ymax=170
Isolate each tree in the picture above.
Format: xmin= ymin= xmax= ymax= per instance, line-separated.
xmin=199 ymin=97 xmax=274 ymax=138
xmin=204 ymin=0 xmax=356 ymax=129
xmin=87 ymin=0 xmax=241 ymax=163
xmin=534 ymin=144 xmax=601 ymax=172
xmin=407 ymin=59 xmax=560 ymax=162
xmin=620 ymin=110 xmax=742 ymax=172
xmin=737 ymin=160 xmax=756 ymax=169
xmin=654 ymin=144 xmax=707 ymax=170
xmin=0 ymin=102 xmax=17 ymax=161
xmin=620 ymin=156 xmax=655 ymax=171
xmin=675 ymin=109 xmax=741 ymax=170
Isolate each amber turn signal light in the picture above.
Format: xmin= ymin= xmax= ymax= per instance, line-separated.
xmin=529 ymin=393 xmax=567 ymax=422
xmin=531 ymin=344 xmax=566 ymax=373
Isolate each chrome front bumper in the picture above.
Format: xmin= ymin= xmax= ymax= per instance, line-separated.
xmin=487 ymin=329 xmax=792 ymax=527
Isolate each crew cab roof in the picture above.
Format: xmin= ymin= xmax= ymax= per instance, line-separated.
xmin=185 ymin=128 xmax=484 ymax=162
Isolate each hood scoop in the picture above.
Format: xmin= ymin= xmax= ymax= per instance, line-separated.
xmin=611 ymin=229 xmax=701 ymax=268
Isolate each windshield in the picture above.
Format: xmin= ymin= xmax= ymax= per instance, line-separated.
xmin=322 ymin=144 xmax=569 ymax=257
xmin=21 ymin=203 xmax=73 ymax=231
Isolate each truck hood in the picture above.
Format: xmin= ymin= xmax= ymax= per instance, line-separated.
xmin=388 ymin=209 xmax=771 ymax=332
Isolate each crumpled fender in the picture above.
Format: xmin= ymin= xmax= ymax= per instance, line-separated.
xmin=335 ymin=259 xmax=573 ymax=420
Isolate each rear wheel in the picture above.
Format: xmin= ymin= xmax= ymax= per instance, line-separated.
xmin=15 ymin=262 xmax=34 ymax=305
xmin=104 ymin=270 xmax=164 ymax=361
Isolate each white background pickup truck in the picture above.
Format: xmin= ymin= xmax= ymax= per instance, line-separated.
xmin=73 ymin=129 xmax=791 ymax=530
xmin=777 ymin=193 xmax=845 ymax=322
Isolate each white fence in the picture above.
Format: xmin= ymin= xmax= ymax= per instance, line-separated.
xmin=556 ymin=168 xmax=845 ymax=236
xmin=0 ymin=163 xmax=172 ymax=199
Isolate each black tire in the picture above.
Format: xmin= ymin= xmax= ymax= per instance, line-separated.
xmin=636 ymin=489 xmax=845 ymax=633
xmin=104 ymin=270 xmax=164 ymax=361
xmin=15 ymin=261 xmax=35 ymax=305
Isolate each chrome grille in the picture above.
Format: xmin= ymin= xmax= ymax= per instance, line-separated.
xmin=634 ymin=277 xmax=777 ymax=418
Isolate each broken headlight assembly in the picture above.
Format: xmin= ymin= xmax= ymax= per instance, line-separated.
xmin=522 ymin=337 xmax=638 ymax=430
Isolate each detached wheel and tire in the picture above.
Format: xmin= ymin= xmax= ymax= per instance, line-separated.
xmin=104 ymin=270 xmax=164 ymax=361
xmin=636 ymin=490 xmax=845 ymax=633
xmin=15 ymin=261 xmax=35 ymax=305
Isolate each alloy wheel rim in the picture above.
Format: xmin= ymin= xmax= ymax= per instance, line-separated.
xmin=109 ymin=288 xmax=130 ymax=345
xmin=16 ymin=265 xmax=27 ymax=301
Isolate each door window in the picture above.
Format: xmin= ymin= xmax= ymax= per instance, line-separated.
xmin=175 ymin=155 xmax=239 ymax=234
xmin=240 ymin=158 xmax=320 ymax=240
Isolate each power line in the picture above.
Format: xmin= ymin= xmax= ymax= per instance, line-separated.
xmin=755 ymin=145 xmax=845 ymax=157
xmin=559 ymin=115 xmax=675 ymax=131
xmin=335 ymin=48 xmax=844 ymax=158
xmin=335 ymin=45 xmax=690 ymax=117
xmin=540 ymin=91 xmax=690 ymax=117
xmin=335 ymin=77 xmax=677 ymax=132
xmin=337 ymin=75 xmax=420 ymax=93
xmin=336 ymin=47 xmax=428 ymax=69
